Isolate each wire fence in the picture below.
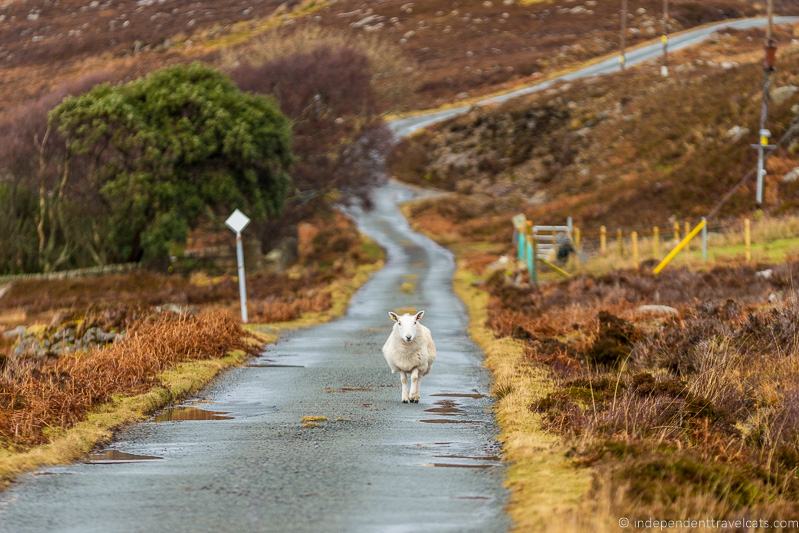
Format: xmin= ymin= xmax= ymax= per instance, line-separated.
xmin=512 ymin=214 xmax=799 ymax=282
xmin=0 ymin=263 xmax=140 ymax=284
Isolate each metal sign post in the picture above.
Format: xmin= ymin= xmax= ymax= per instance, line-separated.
xmin=225 ymin=209 xmax=251 ymax=323
xmin=752 ymin=129 xmax=776 ymax=206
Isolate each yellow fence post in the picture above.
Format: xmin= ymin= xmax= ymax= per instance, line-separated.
xmin=573 ymin=226 xmax=581 ymax=267
xmin=673 ymin=221 xmax=680 ymax=243
xmin=617 ymin=229 xmax=624 ymax=257
xmin=600 ymin=225 xmax=607 ymax=255
xmin=631 ymin=231 xmax=639 ymax=267
xmin=653 ymin=219 xmax=708 ymax=275
xmin=744 ymin=218 xmax=751 ymax=262
xmin=653 ymin=226 xmax=660 ymax=258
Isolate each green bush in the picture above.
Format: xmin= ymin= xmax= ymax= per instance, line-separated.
xmin=51 ymin=63 xmax=292 ymax=265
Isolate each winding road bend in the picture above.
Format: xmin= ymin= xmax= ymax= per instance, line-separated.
xmin=390 ymin=16 xmax=799 ymax=137
xmin=1 ymin=14 xmax=798 ymax=533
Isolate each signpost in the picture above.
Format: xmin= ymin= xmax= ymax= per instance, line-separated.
xmin=225 ymin=209 xmax=251 ymax=323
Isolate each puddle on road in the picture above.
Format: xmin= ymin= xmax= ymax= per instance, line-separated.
xmin=85 ymin=450 xmax=162 ymax=463
xmin=435 ymin=454 xmax=501 ymax=462
xmin=247 ymin=363 xmax=305 ymax=368
xmin=424 ymin=463 xmax=494 ymax=469
xmin=325 ymin=386 xmax=373 ymax=393
xmin=420 ymin=419 xmax=480 ymax=424
xmin=425 ymin=400 xmax=464 ymax=415
xmin=154 ymin=406 xmax=233 ymax=422
xmin=431 ymin=392 xmax=486 ymax=399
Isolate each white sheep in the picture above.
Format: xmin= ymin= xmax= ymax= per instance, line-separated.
xmin=382 ymin=310 xmax=437 ymax=403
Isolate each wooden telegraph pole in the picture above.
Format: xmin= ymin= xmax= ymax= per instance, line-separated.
xmin=661 ymin=0 xmax=669 ymax=77
xmin=754 ymin=0 xmax=777 ymax=206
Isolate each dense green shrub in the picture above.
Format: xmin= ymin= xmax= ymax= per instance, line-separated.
xmin=52 ymin=63 xmax=292 ymax=265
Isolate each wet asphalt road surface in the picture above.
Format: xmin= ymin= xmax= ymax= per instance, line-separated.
xmin=0 ymin=181 xmax=509 ymax=533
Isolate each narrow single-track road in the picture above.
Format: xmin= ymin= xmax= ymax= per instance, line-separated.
xmin=0 ymin=182 xmax=509 ymax=533
xmin=1 ymin=15 xmax=797 ymax=533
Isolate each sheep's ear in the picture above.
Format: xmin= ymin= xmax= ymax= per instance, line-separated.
xmin=388 ymin=312 xmax=399 ymax=322
xmin=415 ymin=310 xmax=425 ymax=321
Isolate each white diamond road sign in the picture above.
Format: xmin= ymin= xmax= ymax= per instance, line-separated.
xmin=225 ymin=209 xmax=250 ymax=234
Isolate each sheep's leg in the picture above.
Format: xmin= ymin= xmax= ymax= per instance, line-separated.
xmin=400 ymin=371 xmax=410 ymax=403
xmin=410 ymin=368 xmax=421 ymax=403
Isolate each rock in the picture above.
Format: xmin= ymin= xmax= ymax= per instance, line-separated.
xmin=783 ymin=167 xmax=799 ymax=183
xmin=154 ymin=304 xmax=197 ymax=316
xmin=756 ymin=268 xmax=774 ymax=280
xmin=2 ymin=326 xmax=26 ymax=340
xmin=636 ymin=304 xmax=679 ymax=317
xmin=771 ymin=85 xmax=798 ymax=106
xmin=768 ymin=292 xmax=781 ymax=303
xmin=725 ymin=125 xmax=749 ymax=143
xmin=485 ymin=255 xmax=511 ymax=275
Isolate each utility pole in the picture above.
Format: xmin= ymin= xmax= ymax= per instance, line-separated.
xmin=619 ymin=0 xmax=628 ymax=71
xmin=753 ymin=0 xmax=777 ymax=206
xmin=661 ymin=0 xmax=669 ymax=77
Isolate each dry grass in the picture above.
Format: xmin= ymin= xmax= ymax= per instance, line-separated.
xmin=0 ymin=348 xmax=250 ymax=488
xmin=390 ymin=27 xmax=799 ymax=229
xmin=408 ymin=189 xmax=799 ymax=528
xmin=453 ymin=265 xmax=591 ymax=530
xmin=221 ymin=25 xmax=414 ymax=110
xmin=0 ymin=310 xmax=247 ymax=448
xmin=483 ymin=262 xmax=799 ymax=526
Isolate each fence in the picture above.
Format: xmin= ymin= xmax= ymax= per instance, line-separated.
xmin=0 ymin=263 xmax=140 ymax=284
xmin=511 ymin=214 xmax=799 ymax=283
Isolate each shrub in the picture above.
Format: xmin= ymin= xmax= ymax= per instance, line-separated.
xmin=229 ymin=40 xmax=390 ymax=248
xmin=51 ymin=63 xmax=292 ymax=266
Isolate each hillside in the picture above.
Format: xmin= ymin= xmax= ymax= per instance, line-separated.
xmin=391 ymin=24 xmax=799 ymax=241
xmin=2 ymin=1 xmax=797 ymax=116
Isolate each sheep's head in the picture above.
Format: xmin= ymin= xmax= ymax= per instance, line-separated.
xmin=389 ymin=310 xmax=425 ymax=343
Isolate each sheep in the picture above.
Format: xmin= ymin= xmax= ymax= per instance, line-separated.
xmin=381 ymin=310 xmax=437 ymax=403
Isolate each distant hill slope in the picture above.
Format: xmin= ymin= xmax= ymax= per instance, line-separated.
xmin=390 ymin=25 xmax=799 ymax=232
xmin=2 ymin=0 xmax=797 ymax=116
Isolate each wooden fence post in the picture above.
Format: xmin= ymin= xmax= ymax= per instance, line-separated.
xmin=744 ymin=218 xmax=752 ymax=262
xmin=631 ymin=231 xmax=639 ymax=267
xmin=673 ymin=221 xmax=680 ymax=243
xmin=653 ymin=226 xmax=660 ymax=258
xmin=617 ymin=228 xmax=624 ymax=257
xmin=684 ymin=221 xmax=691 ymax=251
xmin=600 ymin=225 xmax=607 ymax=255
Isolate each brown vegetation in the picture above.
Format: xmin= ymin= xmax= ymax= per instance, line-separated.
xmin=310 ymin=0 xmax=785 ymax=109
xmin=480 ymin=258 xmax=799 ymax=523
xmin=391 ymin=26 xmax=799 ymax=231
xmin=0 ymin=210 xmax=382 ymax=326
xmin=0 ymin=310 xmax=247 ymax=448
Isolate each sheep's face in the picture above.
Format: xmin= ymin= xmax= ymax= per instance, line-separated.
xmin=389 ymin=310 xmax=425 ymax=343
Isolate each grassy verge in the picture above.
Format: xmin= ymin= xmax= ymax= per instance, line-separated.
xmin=453 ymin=265 xmax=592 ymax=530
xmin=0 ymin=237 xmax=383 ymax=490
xmin=0 ymin=346 xmax=251 ymax=489
xmin=401 ymin=198 xmax=591 ymax=529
